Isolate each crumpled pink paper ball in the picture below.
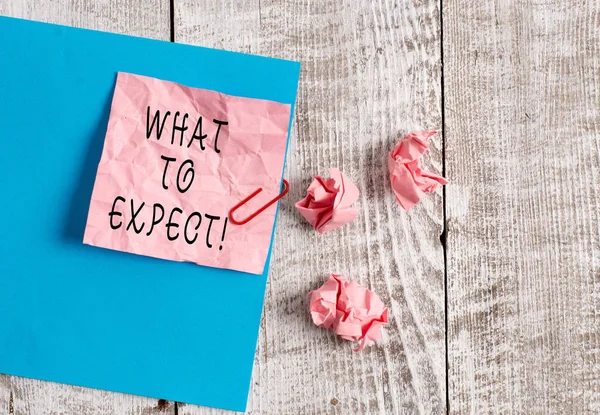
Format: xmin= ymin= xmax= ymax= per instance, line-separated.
xmin=295 ymin=168 xmax=359 ymax=234
xmin=388 ymin=130 xmax=448 ymax=210
xmin=309 ymin=273 xmax=389 ymax=352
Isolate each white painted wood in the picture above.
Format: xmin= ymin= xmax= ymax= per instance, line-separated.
xmin=0 ymin=0 xmax=169 ymax=40
xmin=175 ymin=0 xmax=446 ymax=414
xmin=445 ymin=0 xmax=600 ymax=413
xmin=0 ymin=1 xmax=174 ymax=414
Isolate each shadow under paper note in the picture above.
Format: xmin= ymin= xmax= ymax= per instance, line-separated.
xmin=61 ymin=94 xmax=112 ymax=244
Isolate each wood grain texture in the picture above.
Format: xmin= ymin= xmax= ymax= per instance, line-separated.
xmin=175 ymin=0 xmax=446 ymax=414
xmin=0 ymin=1 xmax=174 ymax=414
xmin=444 ymin=0 xmax=600 ymax=413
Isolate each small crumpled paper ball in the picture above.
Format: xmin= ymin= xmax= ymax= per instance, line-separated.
xmin=295 ymin=168 xmax=359 ymax=234
xmin=309 ymin=273 xmax=389 ymax=351
xmin=388 ymin=130 xmax=448 ymax=210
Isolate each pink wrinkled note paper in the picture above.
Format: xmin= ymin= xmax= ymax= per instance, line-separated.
xmin=295 ymin=168 xmax=359 ymax=234
xmin=388 ymin=130 xmax=448 ymax=210
xmin=309 ymin=274 xmax=388 ymax=352
xmin=83 ymin=72 xmax=291 ymax=274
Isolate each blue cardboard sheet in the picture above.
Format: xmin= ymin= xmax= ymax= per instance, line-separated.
xmin=0 ymin=16 xmax=300 ymax=412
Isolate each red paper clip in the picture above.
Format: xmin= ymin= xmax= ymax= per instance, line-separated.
xmin=229 ymin=179 xmax=290 ymax=226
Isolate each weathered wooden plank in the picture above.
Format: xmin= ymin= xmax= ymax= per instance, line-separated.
xmin=0 ymin=0 xmax=169 ymax=39
xmin=175 ymin=0 xmax=446 ymax=413
xmin=0 ymin=1 xmax=174 ymax=414
xmin=6 ymin=378 xmax=174 ymax=415
xmin=445 ymin=0 xmax=600 ymax=413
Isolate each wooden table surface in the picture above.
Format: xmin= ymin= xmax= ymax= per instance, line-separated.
xmin=0 ymin=0 xmax=598 ymax=414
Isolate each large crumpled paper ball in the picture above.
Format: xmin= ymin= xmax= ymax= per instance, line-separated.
xmin=309 ymin=273 xmax=389 ymax=351
xmin=295 ymin=168 xmax=359 ymax=234
xmin=388 ymin=130 xmax=448 ymax=210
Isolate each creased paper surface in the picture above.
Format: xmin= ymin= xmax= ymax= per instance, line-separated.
xmin=295 ymin=168 xmax=359 ymax=234
xmin=84 ymin=72 xmax=291 ymax=274
xmin=309 ymin=274 xmax=389 ymax=352
xmin=388 ymin=130 xmax=448 ymax=210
